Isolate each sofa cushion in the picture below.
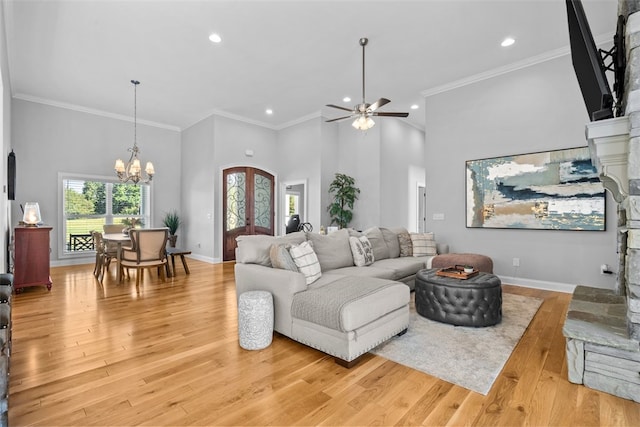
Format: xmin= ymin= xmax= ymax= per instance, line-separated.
xmin=289 ymin=241 xmax=322 ymax=285
xmin=236 ymin=231 xmax=306 ymax=266
xmin=380 ymin=227 xmax=400 ymax=258
xmin=269 ymin=243 xmax=298 ymax=271
xmin=349 ymin=236 xmax=375 ymax=267
xmin=410 ymin=232 xmax=437 ymax=257
xmin=372 ymin=257 xmax=430 ymax=280
xmin=364 ymin=227 xmax=390 ymax=261
xmin=329 ymin=265 xmax=395 ymax=280
xmin=307 ymin=228 xmax=353 ymax=271
xmin=291 ymin=276 xmax=409 ymax=332
xmin=397 ymin=231 xmax=413 ymax=257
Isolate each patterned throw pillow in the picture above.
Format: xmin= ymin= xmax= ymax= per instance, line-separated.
xmin=349 ymin=236 xmax=375 ymax=267
xmin=410 ymin=232 xmax=437 ymax=257
xmin=398 ymin=231 xmax=413 ymax=257
xmin=269 ymin=243 xmax=298 ymax=272
xmin=288 ymin=241 xmax=322 ymax=284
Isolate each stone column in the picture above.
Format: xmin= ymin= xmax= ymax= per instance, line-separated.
xmin=623 ymin=8 xmax=640 ymax=339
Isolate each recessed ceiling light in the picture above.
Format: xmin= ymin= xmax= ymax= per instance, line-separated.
xmin=343 ymin=97 xmax=351 ymax=103
xmin=209 ymin=33 xmax=222 ymax=43
xmin=501 ymin=37 xmax=515 ymax=47
xmin=410 ymin=104 xmax=419 ymax=110
xmin=265 ymin=108 xmax=273 ymax=115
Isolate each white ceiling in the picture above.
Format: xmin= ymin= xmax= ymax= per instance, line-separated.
xmin=2 ymin=0 xmax=619 ymax=131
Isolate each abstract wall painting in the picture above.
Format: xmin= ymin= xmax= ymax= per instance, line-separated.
xmin=466 ymin=147 xmax=605 ymax=231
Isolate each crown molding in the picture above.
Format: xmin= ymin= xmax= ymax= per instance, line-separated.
xmin=421 ymin=32 xmax=615 ymax=98
xmin=274 ymin=111 xmax=322 ymax=130
xmin=13 ymin=93 xmax=182 ymax=132
xmin=185 ymin=107 xmax=278 ymax=131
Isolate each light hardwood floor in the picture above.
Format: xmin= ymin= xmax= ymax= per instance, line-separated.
xmin=7 ymin=260 xmax=640 ymax=426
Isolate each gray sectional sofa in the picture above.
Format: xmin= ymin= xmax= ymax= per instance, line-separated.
xmin=234 ymin=227 xmax=446 ymax=365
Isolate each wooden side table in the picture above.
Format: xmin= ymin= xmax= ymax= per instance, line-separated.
xmin=166 ymin=247 xmax=192 ymax=277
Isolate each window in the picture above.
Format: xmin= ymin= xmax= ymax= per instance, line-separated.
xmin=61 ymin=175 xmax=151 ymax=254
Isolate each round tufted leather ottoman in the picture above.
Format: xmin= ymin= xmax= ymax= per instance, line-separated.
xmin=415 ymin=269 xmax=502 ymax=327
xmin=431 ymin=253 xmax=493 ymax=273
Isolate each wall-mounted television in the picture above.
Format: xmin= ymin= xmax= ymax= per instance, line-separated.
xmin=566 ymin=0 xmax=615 ymax=121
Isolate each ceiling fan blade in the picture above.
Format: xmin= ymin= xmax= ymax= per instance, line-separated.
xmin=325 ymin=115 xmax=354 ymax=123
xmin=369 ymin=98 xmax=391 ymax=111
xmin=372 ymin=112 xmax=410 ymax=117
xmin=326 ymin=104 xmax=355 ymax=113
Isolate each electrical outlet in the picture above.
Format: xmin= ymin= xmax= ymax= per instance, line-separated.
xmin=513 ymin=258 xmax=520 ymax=267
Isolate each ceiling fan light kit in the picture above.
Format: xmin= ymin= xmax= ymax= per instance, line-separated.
xmin=326 ymin=37 xmax=409 ymax=131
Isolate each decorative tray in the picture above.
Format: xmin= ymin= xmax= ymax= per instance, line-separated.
xmin=436 ymin=265 xmax=479 ymax=280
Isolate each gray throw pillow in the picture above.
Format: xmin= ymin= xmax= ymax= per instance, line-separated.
xmin=269 ymin=243 xmax=298 ymax=271
xmin=306 ymin=228 xmax=353 ymax=271
xmin=380 ymin=227 xmax=401 ymax=258
xmin=236 ymin=231 xmax=306 ymax=266
xmin=364 ymin=227 xmax=389 ymax=261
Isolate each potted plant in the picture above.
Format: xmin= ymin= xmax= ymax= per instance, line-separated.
xmin=122 ymin=217 xmax=144 ymax=235
xmin=162 ymin=210 xmax=182 ymax=247
xmin=327 ymin=173 xmax=360 ymax=229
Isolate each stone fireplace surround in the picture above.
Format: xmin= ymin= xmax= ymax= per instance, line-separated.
xmin=562 ymin=2 xmax=640 ymax=403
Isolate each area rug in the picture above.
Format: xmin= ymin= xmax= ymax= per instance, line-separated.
xmin=371 ymin=292 xmax=543 ymax=395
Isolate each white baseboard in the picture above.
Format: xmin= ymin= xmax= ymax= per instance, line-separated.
xmin=186 ymin=254 xmax=220 ymax=264
xmin=51 ymin=257 xmax=94 ymax=267
xmin=498 ymin=275 xmax=576 ymax=294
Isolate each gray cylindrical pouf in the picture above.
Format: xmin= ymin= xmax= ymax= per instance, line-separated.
xmin=238 ymin=291 xmax=274 ymax=350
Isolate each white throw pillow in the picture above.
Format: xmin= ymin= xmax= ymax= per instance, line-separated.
xmin=288 ymin=241 xmax=322 ymax=284
xmin=410 ymin=232 xmax=437 ymax=257
xmin=349 ymin=236 xmax=375 ymax=267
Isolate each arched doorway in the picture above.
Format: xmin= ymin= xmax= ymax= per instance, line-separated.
xmin=223 ymin=167 xmax=275 ymax=261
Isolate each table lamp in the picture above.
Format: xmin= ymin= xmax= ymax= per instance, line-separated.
xmin=23 ymin=202 xmax=42 ymax=226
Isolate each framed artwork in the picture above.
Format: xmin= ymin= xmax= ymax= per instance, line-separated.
xmin=466 ymin=147 xmax=605 ymax=231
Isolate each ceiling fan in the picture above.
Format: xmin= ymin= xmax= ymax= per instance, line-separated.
xmin=326 ymin=37 xmax=409 ymax=130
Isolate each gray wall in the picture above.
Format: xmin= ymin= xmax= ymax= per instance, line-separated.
xmin=424 ymin=55 xmax=618 ymax=290
xmin=276 ymin=118 xmax=322 ymax=231
xmin=0 ymin=2 xmax=11 ymax=272
xmin=336 ymin=122 xmax=382 ymax=229
xmin=10 ymin=99 xmax=181 ymax=264
xmin=331 ymin=118 xmax=426 ymax=232
xmin=180 ymin=116 xmax=215 ymax=260
xmin=380 ymin=120 xmax=425 ymax=231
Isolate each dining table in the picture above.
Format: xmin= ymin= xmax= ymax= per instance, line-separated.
xmin=102 ymin=232 xmax=132 ymax=283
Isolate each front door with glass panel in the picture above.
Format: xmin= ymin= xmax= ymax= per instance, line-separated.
xmin=223 ymin=167 xmax=274 ymax=261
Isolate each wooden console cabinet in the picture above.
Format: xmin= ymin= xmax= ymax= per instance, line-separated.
xmin=13 ymin=226 xmax=52 ymax=292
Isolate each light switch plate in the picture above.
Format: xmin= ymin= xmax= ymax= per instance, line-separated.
xmin=432 ymin=213 xmax=445 ymax=220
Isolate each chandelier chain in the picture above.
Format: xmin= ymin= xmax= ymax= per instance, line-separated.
xmin=114 ymin=79 xmax=154 ymax=184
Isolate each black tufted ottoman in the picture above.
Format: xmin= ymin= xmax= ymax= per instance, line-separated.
xmin=415 ymin=269 xmax=502 ymax=327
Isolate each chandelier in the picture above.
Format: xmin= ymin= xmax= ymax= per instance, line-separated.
xmin=114 ymin=80 xmax=155 ymax=184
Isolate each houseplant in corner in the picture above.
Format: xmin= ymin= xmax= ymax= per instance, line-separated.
xmin=162 ymin=210 xmax=182 ymax=247
xmin=327 ymin=173 xmax=360 ymax=229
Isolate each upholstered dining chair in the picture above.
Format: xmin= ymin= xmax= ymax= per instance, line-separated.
xmin=120 ymin=228 xmax=169 ymax=286
xmin=103 ymin=224 xmax=126 ymax=234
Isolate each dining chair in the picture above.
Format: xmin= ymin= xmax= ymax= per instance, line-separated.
xmin=103 ymin=224 xmax=126 ymax=234
xmin=120 ymin=228 xmax=169 ymax=286
xmin=91 ymin=231 xmax=117 ymax=281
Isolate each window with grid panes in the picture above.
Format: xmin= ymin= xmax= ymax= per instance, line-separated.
xmin=61 ymin=176 xmax=150 ymax=254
